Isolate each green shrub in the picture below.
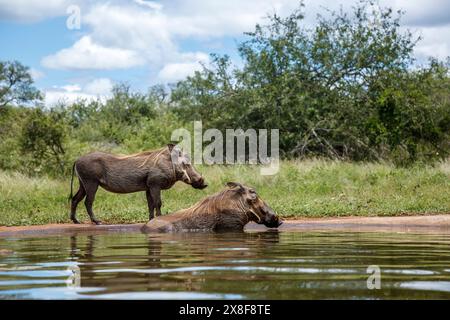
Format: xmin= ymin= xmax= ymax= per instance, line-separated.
xmin=19 ymin=107 xmax=67 ymax=175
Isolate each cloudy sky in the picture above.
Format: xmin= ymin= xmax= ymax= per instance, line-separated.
xmin=0 ymin=0 xmax=449 ymax=106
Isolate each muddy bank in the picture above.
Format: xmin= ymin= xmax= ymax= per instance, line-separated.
xmin=247 ymin=214 xmax=450 ymax=233
xmin=1 ymin=214 xmax=450 ymax=238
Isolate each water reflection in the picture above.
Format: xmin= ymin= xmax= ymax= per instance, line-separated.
xmin=66 ymin=231 xmax=280 ymax=295
xmin=1 ymin=231 xmax=450 ymax=299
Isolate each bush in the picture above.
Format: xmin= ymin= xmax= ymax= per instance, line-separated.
xmin=0 ymin=83 xmax=186 ymax=177
xmin=19 ymin=107 xmax=67 ymax=175
xmin=1 ymin=0 xmax=449 ymax=179
xmin=170 ymin=1 xmax=450 ymax=163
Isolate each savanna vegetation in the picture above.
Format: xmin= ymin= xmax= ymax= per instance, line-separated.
xmin=0 ymin=1 xmax=449 ymax=225
xmin=1 ymin=161 xmax=449 ymax=226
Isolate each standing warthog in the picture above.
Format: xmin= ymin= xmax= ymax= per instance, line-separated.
xmin=69 ymin=144 xmax=207 ymax=224
xmin=142 ymin=182 xmax=282 ymax=232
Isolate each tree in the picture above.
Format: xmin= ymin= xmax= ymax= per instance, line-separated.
xmin=170 ymin=0 xmax=450 ymax=163
xmin=0 ymin=60 xmax=42 ymax=109
xmin=20 ymin=108 xmax=67 ymax=174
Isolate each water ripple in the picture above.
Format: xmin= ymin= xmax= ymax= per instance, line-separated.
xmin=1 ymin=231 xmax=450 ymax=299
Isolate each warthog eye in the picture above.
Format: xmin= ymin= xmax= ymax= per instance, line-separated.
xmin=181 ymin=162 xmax=189 ymax=168
xmin=248 ymin=190 xmax=257 ymax=202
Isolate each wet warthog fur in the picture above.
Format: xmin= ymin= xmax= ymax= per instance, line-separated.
xmin=142 ymin=182 xmax=282 ymax=232
xmin=69 ymin=144 xmax=207 ymax=224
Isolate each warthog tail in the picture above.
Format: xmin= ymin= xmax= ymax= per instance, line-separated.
xmin=68 ymin=162 xmax=76 ymax=203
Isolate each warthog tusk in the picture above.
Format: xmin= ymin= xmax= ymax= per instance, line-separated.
xmin=248 ymin=208 xmax=261 ymax=222
xmin=182 ymin=169 xmax=191 ymax=183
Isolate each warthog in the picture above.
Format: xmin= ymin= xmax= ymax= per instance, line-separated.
xmin=69 ymin=144 xmax=207 ymax=224
xmin=142 ymin=182 xmax=282 ymax=232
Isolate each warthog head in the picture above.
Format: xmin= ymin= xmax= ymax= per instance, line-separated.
xmin=169 ymin=144 xmax=207 ymax=189
xmin=226 ymin=182 xmax=283 ymax=228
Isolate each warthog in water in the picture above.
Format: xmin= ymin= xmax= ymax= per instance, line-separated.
xmin=142 ymin=182 xmax=282 ymax=232
xmin=69 ymin=144 xmax=207 ymax=224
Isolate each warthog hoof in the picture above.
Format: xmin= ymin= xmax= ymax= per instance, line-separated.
xmin=92 ymin=220 xmax=102 ymax=225
xmin=71 ymin=219 xmax=81 ymax=224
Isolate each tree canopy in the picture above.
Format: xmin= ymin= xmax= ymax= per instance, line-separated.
xmin=0 ymin=0 xmax=449 ymax=177
xmin=170 ymin=1 xmax=450 ymax=164
xmin=0 ymin=60 xmax=41 ymax=109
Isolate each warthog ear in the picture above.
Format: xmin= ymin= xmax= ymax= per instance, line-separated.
xmin=226 ymin=182 xmax=244 ymax=192
xmin=167 ymin=143 xmax=176 ymax=152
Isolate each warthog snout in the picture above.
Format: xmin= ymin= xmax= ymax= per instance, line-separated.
xmin=191 ymin=176 xmax=208 ymax=189
xmin=264 ymin=215 xmax=283 ymax=228
xmin=263 ymin=207 xmax=283 ymax=228
xmin=181 ymin=169 xmax=207 ymax=189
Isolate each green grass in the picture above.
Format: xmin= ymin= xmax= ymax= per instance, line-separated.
xmin=1 ymin=159 xmax=449 ymax=226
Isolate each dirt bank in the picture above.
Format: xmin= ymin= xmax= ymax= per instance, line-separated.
xmin=1 ymin=215 xmax=450 ymax=238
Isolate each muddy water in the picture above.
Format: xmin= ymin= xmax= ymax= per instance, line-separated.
xmin=1 ymin=231 xmax=450 ymax=299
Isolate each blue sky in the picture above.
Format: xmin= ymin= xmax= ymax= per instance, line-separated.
xmin=1 ymin=0 xmax=449 ymax=106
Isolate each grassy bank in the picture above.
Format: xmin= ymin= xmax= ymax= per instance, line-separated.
xmin=0 ymin=160 xmax=449 ymax=226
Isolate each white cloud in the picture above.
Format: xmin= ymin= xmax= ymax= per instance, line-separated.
xmin=29 ymin=68 xmax=45 ymax=80
xmin=162 ymin=0 xmax=300 ymax=37
xmin=58 ymin=84 xmax=81 ymax=92
xmin=386 ymin=0 xmax=450 ymax=27
xmin=39 ymin=0 xmax=300 ymax=78
xmin=157 ymin=52 xmax=209 ymax=82
xmin=44 ymin=78 xmax=114 ymax=106
xmin=44 ymin=90 xmax=96 ymax=107
xmin=83 ymin=3 xmax=176 ymax=66
xmin=41 ymin=36 xmax=145 ymax=70
xmin=414 ymin=25 xmax=450 ymax=61
xmin=6 ymin=0 xmax=448 ymax=83
xmin=157 ymin=62 xmax=201 ymax=82
xmin=133 ymin=0 xmax=163 ymax=11
xmin=376 ymin=0 xmax=450 ymax=61
xmin=0 ymin=0 xmax=73 ymax=22
xmin=84 ymin=78 xmax=113 ymax=95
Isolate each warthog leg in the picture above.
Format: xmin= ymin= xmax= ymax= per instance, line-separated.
xmin=146 ymin=190 xmax=154 ymax=220
xmin=70 ymin=185 xmax=86 ymax=224
xmin=146 ymin=187 xmax=162 ymax=220
xmin=84 ymin=181 xmax=102 ymax=225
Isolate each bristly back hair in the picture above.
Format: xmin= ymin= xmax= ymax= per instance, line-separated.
xmin=115 ymin=146 xmax=169 ymax=167
xmin=181 ymin=188 xmax=247 ymax=216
